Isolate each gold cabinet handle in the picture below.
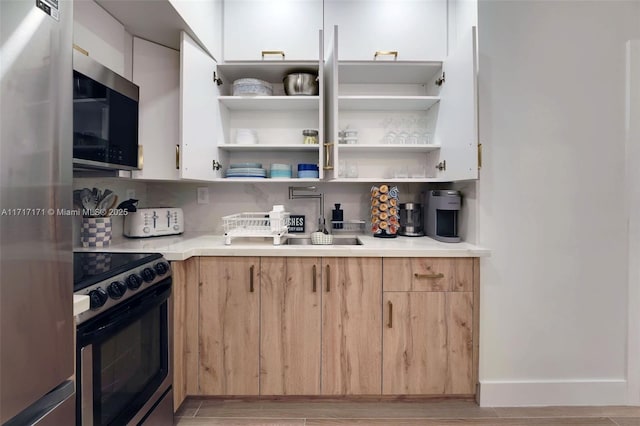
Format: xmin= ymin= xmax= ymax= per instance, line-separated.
xmin=414 ymin=273 xmax=444 ymax=279
xmin=250 ymin=265 xmax=255 ymax=292
xmin=325 ymin=264 xmax=331 ymax=292
xmin=138 ymin=145 xmax=144 ymax=170
xmin=175 ymin=145 xmax=180 ymax=170
xmin=312 ymin=265 xmax=317 ymax=292
xmin=261 ymin=50 xmax=285 ymax=60
xmin=388 ymin=301 xmax=393 ymax=328
xmin=323 ymin=142 xmax=334 ymax=170
xmin=374 ymin=51 xmax=398 ymax=60
xmin=73 ymin=44 xmax=89 ymax=56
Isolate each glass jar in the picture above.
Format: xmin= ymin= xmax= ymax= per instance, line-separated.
xmin=303 ymin=129 xmax=319 ymax=145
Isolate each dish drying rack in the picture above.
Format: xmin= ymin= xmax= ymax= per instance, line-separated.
xmin=222 ymin=212 xmax=289 ymax=245
xmin=330 ymin=219 xmax=367 ymax=234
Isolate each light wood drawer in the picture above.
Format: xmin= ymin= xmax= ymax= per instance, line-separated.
xmin=383 ymin=258 xmax=473 ymax=292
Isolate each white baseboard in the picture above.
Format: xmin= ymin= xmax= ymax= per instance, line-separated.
xmin=479 ymin=380 xmax=628 ymax=407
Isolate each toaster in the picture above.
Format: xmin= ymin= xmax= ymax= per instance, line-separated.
xmin=124 ymin=208 xmax=184 ymax=238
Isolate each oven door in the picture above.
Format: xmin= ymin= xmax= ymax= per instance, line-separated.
xmin=76 ymin=280 xmax=171 ymax=426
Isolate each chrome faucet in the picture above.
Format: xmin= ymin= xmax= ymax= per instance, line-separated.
xmin=288 ymin=186 xmax=327 ymax=234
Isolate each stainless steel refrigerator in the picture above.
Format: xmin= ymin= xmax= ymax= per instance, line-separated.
xmin=1 ymin=0 xmax=75 ymax=424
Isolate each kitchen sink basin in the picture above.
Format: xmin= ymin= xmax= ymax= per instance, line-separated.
xmin=284 ymin=237 xmax=363 ymax=246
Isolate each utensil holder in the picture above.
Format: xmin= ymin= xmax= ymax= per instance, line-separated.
xmin=80 ymin=217 xmax=112 ymax=247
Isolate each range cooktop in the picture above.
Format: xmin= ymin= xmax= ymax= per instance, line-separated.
xmin=73 ymin=252 xmax=162 ymax=292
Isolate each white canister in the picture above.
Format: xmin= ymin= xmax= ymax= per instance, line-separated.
xmin=269 ymin=205 xmax=285 ymax=233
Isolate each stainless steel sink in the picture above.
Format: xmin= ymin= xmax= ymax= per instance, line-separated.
xmin=284 ymin=237 xmax=363 ymax=246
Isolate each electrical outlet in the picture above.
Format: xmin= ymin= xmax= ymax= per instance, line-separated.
xmin=126 ymin=189 xmax=136 ymax=200
xmin=197 ymin=187 xmax=209 ymax=204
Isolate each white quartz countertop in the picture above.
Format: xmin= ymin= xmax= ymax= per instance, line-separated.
xmin=74 ymin=295 xmax=90 ymax=316
xmin=75 ymin=233 xmax=490 ymax=261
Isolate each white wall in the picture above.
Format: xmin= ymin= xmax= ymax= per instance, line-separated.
xmin=478 ymin=0 xmax=640 ymax=406
xmin=626 ymin=40 xmax=640 ymax=406
xmin=73 ymin=0 xmax=132 ymax=78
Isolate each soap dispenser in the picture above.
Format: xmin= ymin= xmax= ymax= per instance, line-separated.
xmin=332 ymin=203 xmax=344 ymax=229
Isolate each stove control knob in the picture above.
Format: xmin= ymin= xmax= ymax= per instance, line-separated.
xmin=143 ymin=227 xmax=150 ymax=233
xmin=173 ymin=225 xmax=180 ymax=231
xmin=141 ymin=267 xmax=156 ymax=283
xmin=107 ymin=281 xmax=127 ymax=299
xmin=154 ymin=262 xmax=170 ymax=276
xmin=126 ymin=273 xmax=143 ymax=290
xmin=89 ymin=287 xmax=108 ymax=310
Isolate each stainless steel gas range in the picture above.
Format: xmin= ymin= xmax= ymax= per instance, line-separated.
xmin=74 ymin=252 xmax=173 ymax=426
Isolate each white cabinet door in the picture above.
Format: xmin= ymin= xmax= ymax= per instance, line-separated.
xmin=132 ymin=37 xmax=180 ymax=181
xmin=324 ymin=0 xmax=447 ymax=61
xmin=323 ymin=26 xmax=339 ymax=180
xmin=169 ymin=0 xmax=223 ymax=62
xmin=180 ymin=31 xmax=224 ymax=180
xmin=223 ymin=0 xmax=322 ymax=61
xmin=434 ymin=27 xmax=478 ymax=180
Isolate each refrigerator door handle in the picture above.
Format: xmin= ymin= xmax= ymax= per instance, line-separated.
xmin=81 ymin=345 xmax=93 ymax=425
xmin=3 ymin=380 xmax=74 ymax=426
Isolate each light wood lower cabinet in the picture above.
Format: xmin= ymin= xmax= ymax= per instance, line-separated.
xmin=321 ymin=257 xmax=382 ymax=395
xmin=260 ymin=257 xmax=321 ymax=395
xmin=382 ymin=291 xmax=473 ymax=394
xmin=382 ymin=258 xmax=477 ymax=396
xmin=171 ymin=258 xmax=199 ymax=411
xmin=199 ymin=257 xmax=260 ymax=395
xmin=172 ymin=256 xmax=478 ymax=400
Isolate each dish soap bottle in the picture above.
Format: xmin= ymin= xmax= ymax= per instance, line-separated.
xmin=332 ymin=203 xmax=344 ymax=229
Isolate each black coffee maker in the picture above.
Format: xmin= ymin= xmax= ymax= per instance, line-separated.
xmin=423 ymin=190 xmax=461 ymax=243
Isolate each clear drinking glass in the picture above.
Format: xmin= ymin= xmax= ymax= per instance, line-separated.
xmin=394 ymin=131 xmax=409 ymax=145
xmin=382 ymin=131 xmax=397 ymax=144
xmin=346 ymin=162 xmax=359 ymax=178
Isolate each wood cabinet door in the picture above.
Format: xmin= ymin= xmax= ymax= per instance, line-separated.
xmin=172 ymin=258 xmax=200 ymax=408
xmin=321 ymin=257 xmax=382 ymax=395
xmin=199 ymin=257 xmax=260 ymax=395
xmin=383 ymin=291 xmax=473 ymax=395
xmin=260 ymin=257 xmax=321 ymax=395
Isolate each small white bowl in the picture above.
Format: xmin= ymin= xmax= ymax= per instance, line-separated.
xmin=235 ymin=129 xmax=258 ymax=144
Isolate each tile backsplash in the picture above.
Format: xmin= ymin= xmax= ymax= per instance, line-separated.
xmin=146 ymin=182 xmax=427 ymax=235
xmin=72 ymin=179 xmax=477 ymax=242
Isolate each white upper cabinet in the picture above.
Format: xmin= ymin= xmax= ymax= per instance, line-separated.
xmin=324 ymin=25 xmax=478 ymax=182
xmin=223 ymin=0 xmax=323 ymax=61
xmin=180 ymin=32 xmax=224 ymax=180
xmin=132 ymin=38 xmax=180 ymax=181
xmin=434 ymin=27 xmax=478 ymax=181
xmin=324 ymin=0 xmax=447 ymax=61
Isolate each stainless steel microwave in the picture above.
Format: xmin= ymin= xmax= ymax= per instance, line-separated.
xmin=72 ymin=51 xmax=140 ymax=171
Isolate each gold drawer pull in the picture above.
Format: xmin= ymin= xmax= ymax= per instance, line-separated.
xmin=262 ymin=50 xmax=285 ymax=60
xmin=414 ymin=273 xmax=444 ymax=279
xmin=374 ymin=50 xmax=398 ymax=60
xmin=387 ymin=301 xmax=393 ymax=328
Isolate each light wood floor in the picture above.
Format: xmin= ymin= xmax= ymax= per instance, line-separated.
xmin=174 ymin=398 xmax=640 ymax=426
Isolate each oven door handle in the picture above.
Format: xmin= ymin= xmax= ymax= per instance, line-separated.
xmin=79 ymin=283 xmax=171 ymax=343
